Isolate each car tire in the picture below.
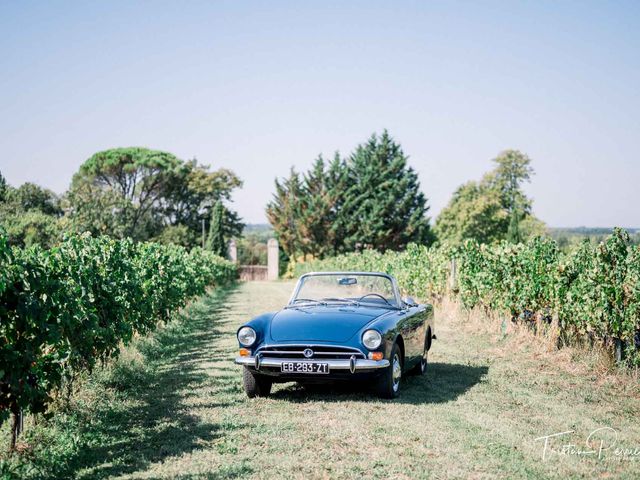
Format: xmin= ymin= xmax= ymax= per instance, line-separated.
xmin=376 ymin=342 xmax=402 ymax=399
xmin=410 ymin=333 xmax=430 ymax=376
xmin=242 ymin=367 xmax=272 ymax=398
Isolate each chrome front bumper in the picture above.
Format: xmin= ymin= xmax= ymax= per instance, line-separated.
xmin=235 ymin=355 xmax=389 ymax=373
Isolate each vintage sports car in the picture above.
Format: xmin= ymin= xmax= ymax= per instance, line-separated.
xmin=234 ymin=272 xmax=435 ymax=398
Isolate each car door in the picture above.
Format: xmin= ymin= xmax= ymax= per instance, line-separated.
xmin=397 ymin=305 xmax=428 ymax=369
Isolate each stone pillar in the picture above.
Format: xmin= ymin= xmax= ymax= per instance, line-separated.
xmin=228 ymin=240 xmax=237 ymax=264
xmin=449 ymin=258 xmax=457 ymax=291
xmin=267 ymin=238 xmax=279 ymax=280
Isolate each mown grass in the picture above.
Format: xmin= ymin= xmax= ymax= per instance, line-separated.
xmin=0 ymin=286 xmax=244 ymax=480
xmin=2 ymin=281 xmax=640 ymax=479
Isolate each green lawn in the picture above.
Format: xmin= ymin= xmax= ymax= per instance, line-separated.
xmin=3 ymin=281 xmax=639 ymax=479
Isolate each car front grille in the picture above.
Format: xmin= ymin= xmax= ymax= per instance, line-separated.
xmin=256 ymin=344 xmax=366 ymax=360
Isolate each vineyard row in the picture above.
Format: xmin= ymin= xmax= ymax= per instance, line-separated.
xmin=295 ymin=228 xmax=640 ymax=366
xmin=0 ymin=233 xmax=237 ymax=447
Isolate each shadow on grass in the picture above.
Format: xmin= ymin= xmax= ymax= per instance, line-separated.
xmin=269 ymin=362 xmax=489 ymax=404
xmin=31 ymin=285 xmax=249 ymax=480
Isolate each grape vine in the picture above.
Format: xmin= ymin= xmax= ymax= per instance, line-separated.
xmin=296 ymin=228 xmax=640 ymax=366
xmin=0 ymin=233 xmax=236 ymax=449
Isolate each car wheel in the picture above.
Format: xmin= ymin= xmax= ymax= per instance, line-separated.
xmin=410 ymin=348 xmax=428 ymax=376
xmin=376 ymin=342 xmax=402 ymax=399
xmin=410 ymin=334 xmax=429 ymax=376
xmin=242 ymin=367 xmax=272 ymax=398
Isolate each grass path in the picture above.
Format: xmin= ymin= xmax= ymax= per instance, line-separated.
xmin=11 ymin=281 xmax=639 ymax=479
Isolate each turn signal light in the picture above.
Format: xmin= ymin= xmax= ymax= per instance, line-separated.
xmin=239 ymin=348 xmax=251 ymax=357
xmin=369 ymin=352 xmax=384 ymax=361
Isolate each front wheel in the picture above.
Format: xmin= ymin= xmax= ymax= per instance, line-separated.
xmin=242 ymin=367 xmax=272 ymax=398
xmin=375 ymin=343 xmax=402 ymax=399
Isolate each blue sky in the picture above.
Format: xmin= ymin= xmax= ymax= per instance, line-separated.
xmin=1 ymin=1 xmax=638 ymax=226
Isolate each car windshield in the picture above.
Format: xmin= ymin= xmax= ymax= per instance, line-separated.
xmin=290 ymin=273 xmax=398 ymax=308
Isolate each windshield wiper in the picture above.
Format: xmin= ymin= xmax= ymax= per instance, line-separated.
xmin=357 ymin=300 xmax=400 ymax=310
xmin=285 ymin=298 xmax=326 ymax=308
xmin=321 ymin=297 xmax=360 ymax=306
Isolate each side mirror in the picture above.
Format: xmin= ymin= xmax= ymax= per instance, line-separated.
xmin=402 ymin=297 xmax=417 ymax=308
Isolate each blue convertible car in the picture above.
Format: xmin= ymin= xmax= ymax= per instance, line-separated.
xmin=235 ymin=272 xmax=435 ymax=398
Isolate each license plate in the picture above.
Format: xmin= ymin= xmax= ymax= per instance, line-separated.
xmin=280 ymin=362 xmax=330 ymax=374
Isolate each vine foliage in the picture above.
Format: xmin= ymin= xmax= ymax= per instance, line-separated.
xmin=0 ymin=233 xmax=236 ymax=449
xmin=296 ymin=228 xmax=640 ymax=366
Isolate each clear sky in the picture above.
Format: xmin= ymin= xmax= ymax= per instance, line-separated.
xmin=1 ymin=1 xmax=638 ymax=227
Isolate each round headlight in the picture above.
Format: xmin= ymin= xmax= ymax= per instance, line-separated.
xmin=238 ymin=326 xmax=257 ymax=347
xmin=362 ymin=330 xmax=382 ymax=350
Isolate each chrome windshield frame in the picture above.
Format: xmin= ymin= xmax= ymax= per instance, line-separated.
xmin=288 ymin=271 xmax=402 ymax=309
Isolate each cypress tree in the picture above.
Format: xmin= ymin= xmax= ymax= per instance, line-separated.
xmin=206 ymin=200 xmax=227 ymax=257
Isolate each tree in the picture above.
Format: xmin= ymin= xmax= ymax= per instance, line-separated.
xmin=266 ymin=168 xmax=305 ymax=258
xmin=160 ymin=160 xmax=243 ymax=245
xmin=484 ymin=150 xmax=534 ymax=243
xmin=0 ymin=210 xmax=61 ymax=248
xmin=434 ymin=181 xmax=508 ymax=245
xmin=0 ymin=179 xmax=63 ymax=248
xmin=484 ymin=150 xmax=534 ymax=213
xmin=267 ymin=131 xmax=433 ymax=258
xmin=153 ymin=224 xmax=192 ymax=247
xmin=341 ymin=131 xmax=432 ymax=251
xmin=64 ymin=181 xmax=133 ymax=238
xmin=435 ymin=149 xmax=544 ymax=245
xmin=206 ymin=201 xmax=227 ymax=257
xmin=9 ymin=183 xmax=63 ymax=217
xmin=220 ymin=208 xmax=244 ymax=243
xmin=295 ymin=154 xmax=347 ymax=257
xmin=69 ymin=147 xmax=181 ymax=239
xmin=0 ymin=171 xmax=7 ymax=203
xmin=67 ymin=147 xmax=243 ymax=246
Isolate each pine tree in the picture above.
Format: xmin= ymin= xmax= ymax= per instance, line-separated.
xmin=266 ymin=169 xmax=305 ymax=258
xmin=299 ymin=155 xmax=346 ymax=257
xmin=206 ymin=200 xmax=227 ymax=257
xmin=267 ymin=131 xmax=433 ymax=257
xmin=325 ymin=153 xmax=349 ymax=254
xmin=340 ymin=131 xmax=432 ymax=251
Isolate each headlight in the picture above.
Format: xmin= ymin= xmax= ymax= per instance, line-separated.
xmin=237 ymin=326 xmax=257 ymax=347
xmin=362 ymin=330 xmax=382 ymax=350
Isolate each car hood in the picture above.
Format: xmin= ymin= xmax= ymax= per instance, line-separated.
xmin=269 ymin=305 xmax=388 ymax=343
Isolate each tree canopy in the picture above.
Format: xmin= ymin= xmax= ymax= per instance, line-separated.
xmin=67 ymin=147 xmax=243 ymax=246
xmin=434 ymin=181 xmax=508 ymax=245
xmin=341 ymin=132 xmax=432 ymax=251
xmin=266 ymin=131 xmax=433 ymax=259
xmin=434 ymin=149 xmax=545 ymax=245
xmin=0 ymin=176 xmax=63 ymax=248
